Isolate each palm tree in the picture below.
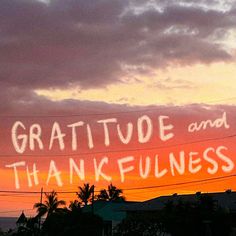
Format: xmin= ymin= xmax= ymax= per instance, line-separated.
xmin=96 ymin=183 xmax=125 ymax=201
xmin=34 ymin=190 xmax=66 ymax=218
xmin=76 ymin=183 xmax=95 ymax=206
xmin=69 ymin=200 xmax=81 ymax=212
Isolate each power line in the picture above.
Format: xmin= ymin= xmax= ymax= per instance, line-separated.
xmin=0 ymin=108 xmax=153 ymax=118
xmin=122 ymin=174 xmax=236 ymax=191
xmin=0 ymin=96 xmax=235 ymax=118
xmin=0 ymin=190 xmax=76 ymax=194
xmin=0 ymin=176 xmax=229 ymax=200
xmin=0 ymin=209 xmax=34 ymax=214
xmin=0 ymin=133 xmax=235 ymax=157
xmin=0 ymin=194 xmax=39 ymax=198
xmin=0 ymin=199 xmax=36 ymax=204
xmin=123 ymin=177 xmax=232 ymax=195
xmin=0 ymin=174 xmax=235 ymax=195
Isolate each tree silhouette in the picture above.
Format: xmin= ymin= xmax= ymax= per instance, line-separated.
xmin=96 ymin=183 xmax=125 ymax=202
xmin=69 ymin=200 xmax=81 ymax=213
xmin=34 ymin=190 xmax=66 ymax=218
xmin=76 ymin=183 xmax=94 ymax=206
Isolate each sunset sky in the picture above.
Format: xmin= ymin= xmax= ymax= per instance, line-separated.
xmin=0 ymin=0 xmax=236 ymax=217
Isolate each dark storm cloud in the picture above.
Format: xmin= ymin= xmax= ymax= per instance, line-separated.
xmin=0 ymin=0 xmax=235 ymax=113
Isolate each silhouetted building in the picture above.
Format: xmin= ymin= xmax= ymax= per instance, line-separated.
xmin=124 ymin=191 xmax=236 ymax=213
xmin=82 ymin=200 xmax=137 ymax=236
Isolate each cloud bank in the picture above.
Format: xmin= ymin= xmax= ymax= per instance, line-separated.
xmin=0 ymin=0 xmax=235 ymax=113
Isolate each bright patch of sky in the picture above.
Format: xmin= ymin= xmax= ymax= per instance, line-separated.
xmin=36 ymin=0 xmax=50 ymax=5
xmin=35 ymin=62 xmax=236 ymax=106
xmin=178 ymin=0 xmax=234 ymax=12
xmin=126 ymin=0 xmax=235 ymax=14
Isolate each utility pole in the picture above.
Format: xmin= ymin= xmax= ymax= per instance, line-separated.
xmin=38 ymin=187 xmax=43 ymax=232
xmin=92 ymin=185 xmax=95 ymax=215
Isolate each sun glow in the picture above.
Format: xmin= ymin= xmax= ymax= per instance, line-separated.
xmin=35 ymin=62 xmax=236 ymax=106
